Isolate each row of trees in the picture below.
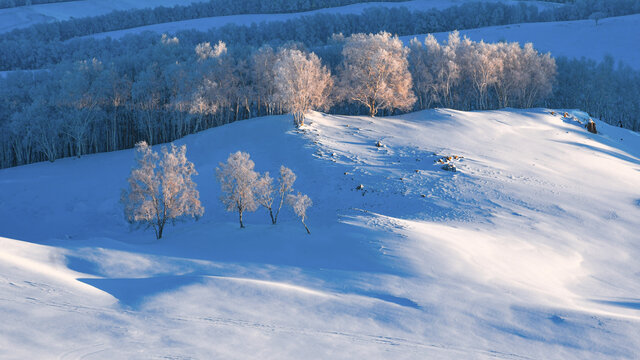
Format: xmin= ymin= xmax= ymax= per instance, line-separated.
xmin=0 ymin=31 xmax=558 ymax=169
xmin=2 ymin=0 xmax=635 ymax=71
xmin=0 ymin=0 xmax=69 ymax=8
xmin=122 ymin=145 xmax=312 ymax=239
xmin=216 ymin=152 xmax=312 ymax=233
xmin=409 ymin=32 xmax=556 ymax=110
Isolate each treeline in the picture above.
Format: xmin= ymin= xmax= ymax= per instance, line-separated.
xmin=3 ymin=0 xmax=640 ymax=71
xmin=0 ymin=32 xmax=556 ymax=168
xmin=409 ymin=33 xmax=555 ymax=111
xmin=550 ymin=56 xmax=640 ymax=131
xmin=0 ymin=0 xmax=74 ymax=9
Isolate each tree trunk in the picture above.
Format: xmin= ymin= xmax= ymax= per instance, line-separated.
xmin=239 ymin=208 xmax=245 ymax=228
xmin=302 ymin=219 xmax=310 ymax=234
xmin=269 ymin=208 xmax=276 ymax=224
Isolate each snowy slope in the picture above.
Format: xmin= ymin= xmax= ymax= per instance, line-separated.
xmin=79 ymin=0 xmax=559 ymax=40
xmin=0 ymin=0 xmax=206 ymax=33
xmin=1 ymin=109 xmax=640 ymax=358
xmin=403 ymin=14 xmax=640 ymax=69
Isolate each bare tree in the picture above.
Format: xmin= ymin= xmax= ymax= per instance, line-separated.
xmin=287 ymin=192 xmax=312 ymax=234
xmin=338 ymin=31 xmax=416 ymax=116
xmin=122 ymin=141 xmax=204 ymax=239
xmin=216 ymin=151 xmax=260 ymax=228
xmin=274 ymin=48 xmax=333 ymax=126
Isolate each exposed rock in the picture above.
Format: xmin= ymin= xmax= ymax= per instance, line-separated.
xmin=442 ymin=163 xmax=457 ymax=172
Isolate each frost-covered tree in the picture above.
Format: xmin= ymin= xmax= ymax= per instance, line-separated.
xmin=275 ymin=165 xmax=296 ymax=224
xmin=251 ymin=45 xmax=278 ymax=116
xmin=429 ymin=32 xmax=461 ymax=108
xmin=59 ymin=59 xmax=104 ymax=157
xmin=255 ymin=172 xmax=276 ymax=224
xmin=195 ymin=41 xmax=227 ymax=62
xmin=287 ymin=192 xmax=312 ymax=234
xmin=274 ymin=48 xmax=333 ymax=126
xmin=256 ymin=165 xmax=297 ymax=225
xmin=121 ymin=141 xmax=204 ymax=239
xmin=338 ymin=32 xmax=416 ymax=116
xmin=459 ymin=39 xmax=502 ymax=110
xmin=132 ymin=63 xmax=165 ymax=145
xmin=216 ymin=151 xmax=260 ymax=228
xmin=589 ymin=11 xmax=606 ymax=25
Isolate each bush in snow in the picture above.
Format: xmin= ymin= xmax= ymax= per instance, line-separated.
xmin=287 ymin=192 xmax=312 ymax=234
xmin=121 ymin=141 xmax=204 ymax=239
xmin=216 ymin=151 xmax=261 ymax=228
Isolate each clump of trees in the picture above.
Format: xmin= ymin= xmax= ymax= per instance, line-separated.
xmin=408 ymin=31 xmax=556 ymax=111
xmin=216 ymin=151 xmax=311 ymax=232
xmin=121 ymin=141 xmax=204 ymax=239
xmin=121 ymin=146 xmax=312 ymax=238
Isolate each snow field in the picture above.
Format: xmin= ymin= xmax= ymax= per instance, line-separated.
xmin=0 ymin=109 xmax=639 ymax=358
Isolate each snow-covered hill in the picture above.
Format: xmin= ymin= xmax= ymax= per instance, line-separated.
xmin=76 ymin=0 xmax=559 ymax=40
xmin=1 ymin=109 xmax=639 ymax=358
xmin=403 ymin=14 xmax=640 ymax=69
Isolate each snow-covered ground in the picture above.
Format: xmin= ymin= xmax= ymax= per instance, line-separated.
xmin=76 ymin=0 xmax=559 ymax=40
xmin=0 ymin=0 xmax=206 ymax=33
xmin=403 ymin=14 xmax=640 ymax=69
xmin=1 ymin=108 xmax=639 ymax=358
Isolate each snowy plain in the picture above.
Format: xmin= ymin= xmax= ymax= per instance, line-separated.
xmin=1 ymin=109 xmax=639 ymax=359
xmin=402 ymin=14 xmax=640 ymax=69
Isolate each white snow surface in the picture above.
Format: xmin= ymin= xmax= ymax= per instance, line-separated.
xmin=0 ymin=0 xmax=206 ymax=33
xmin=403 ymin=14 xmax=640 ymax=69
xmin=74 ymin=0 xmax=559 ymax=40
xmin=1 ymin=109 xmax=640 ymax=358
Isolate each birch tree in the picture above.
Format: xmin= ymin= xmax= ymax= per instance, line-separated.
xmin=287 ymin=192 xmax=312 ymax=234
xmin=216 ymin=151 xmax=260 ymax=228
xmin=274 ymin=48 xmax=333 ymax=126
xmin=338 ymin=32 xmax=416 ymax=116
xmin=122 ymin=141 xmax=204 ymax=239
